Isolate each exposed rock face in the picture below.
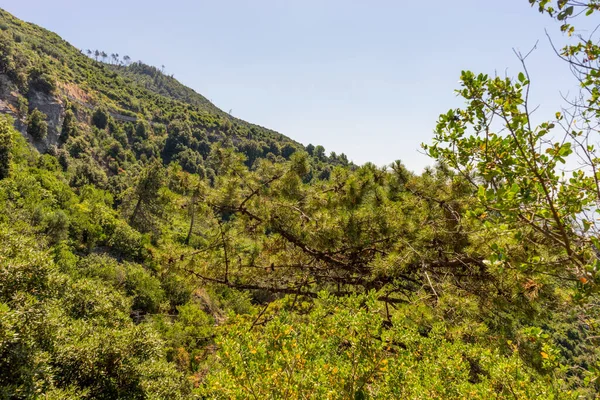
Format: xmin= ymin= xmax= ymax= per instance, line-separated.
xmin=0 ymin=73 xmax=65 ymax=153
xmin=0 ymin=74 xmax=20 ymax=118
xmin=27 ymin=89 xmax=65 ymax=151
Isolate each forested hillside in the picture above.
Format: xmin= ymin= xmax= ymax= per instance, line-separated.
xmin=1 ymin=1 xmax=600 ymax=399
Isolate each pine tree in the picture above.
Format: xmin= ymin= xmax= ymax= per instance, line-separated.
xmin=127 ymin=161 xmax=167 ymax=235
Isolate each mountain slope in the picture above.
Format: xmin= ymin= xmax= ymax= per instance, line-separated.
xmin=0 ymin=7 xmax=309 ymax=157
xmin=108 ymin=62 xmax=224 ymax=115
xmin=0 ymin=6 xmax=356 ymax=186
xmin=109 ymin=61 xmax=292 ymax=144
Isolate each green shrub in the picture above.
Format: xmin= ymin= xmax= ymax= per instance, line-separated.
xmin=200 ymin=294 xmax=563 ymax=399
xmin=59 ymin=109 xmax=77 ymax=144
xmin=107 ymin=220 xmax=143 ymax=259
xmin=27 ymin=108 xmax=48 ymax=141
xmin=28 ymin=68 xmax=56 ymax=94
xmin=91 ymin=108 xmax=108 ymax=129
xmin=0 ymin=115 xmax=13 ymax=179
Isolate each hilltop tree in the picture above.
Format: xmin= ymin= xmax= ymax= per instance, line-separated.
xmin=281 ymin=143 xmax=296 ymax=159
xmin=94 ymin=49 xmax=99 ymax=61
xmin=26 ymin=108 xmax=47 ymax=141
xmin=123 ymin=55 xmax=131 ymax=65
xmin=101 ymin=51 xmax=108 ymax=63
xmin=314 ymin=145 xmax=326 ymax=160
xmin=339 ymin=153 xmax=349 ymax=165
xmin=0 ymin=115 xmax=13 ymax=179
xmin=305 ymin=143 xmax=315 ymax=156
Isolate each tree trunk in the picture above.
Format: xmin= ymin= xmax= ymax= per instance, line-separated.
xmin=184 ymin=193 xmax=197 ymax=245
xmin=129 ymin=196 xmax=142 ymax=226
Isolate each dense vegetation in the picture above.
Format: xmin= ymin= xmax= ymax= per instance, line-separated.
xmin=1 ymin=1 xmax=600 ymax=398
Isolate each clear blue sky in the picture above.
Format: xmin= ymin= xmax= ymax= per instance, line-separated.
xmin=3 ymin=0 xmax=580 ymax=171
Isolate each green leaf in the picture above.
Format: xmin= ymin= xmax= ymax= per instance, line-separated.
xmin=558 ymin=142 xmax=572 ymax=157
xmin=583 ymin=220 xmax=591 ymax=233
xmin=565 ymin=6 xmax=574 ymax=16
xmin=478 ymin=185 xmax=486 ymax=199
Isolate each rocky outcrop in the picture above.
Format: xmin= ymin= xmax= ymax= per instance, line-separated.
xmin=27 ymin=89 xmax=65 ymax=151
xmin=0 ymin=73 xmax=65 ymax=153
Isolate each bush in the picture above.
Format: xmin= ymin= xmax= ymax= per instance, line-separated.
xmin=91 ymin=108 xmax=108 ymax=129
xmin=107 ymin=220 xmax=143 ymax=259
xmin=77 ymin=254 xmax=165 ymax=315
xmin=59 ymin=109 xmax=77 ymax=144
xmin=28 ymin=68 xmax=56 ymax=94
xmin=43 ymin=210 xmax=69 ymax=244
xmin=200 ymin=294 xmax=559 ymax=399
xmin=16 ymin=95 xmax=27 ymax=119
xmin=0 ymin=225 xmax=190 ymax=399
xmin=173 ymin=148 xmax=203 ymax=174
xmin=125 ymin=263 xmax=165 ymax=314
xmin=26 ymin=108 xmax=47 ymax=141
xmin=66 ymin=136 xmax=88 ymax=158
xmin=70 ymin=160 xmax=108 ymax=189
xmin=0 ymin=115 xmax=13 ymax=179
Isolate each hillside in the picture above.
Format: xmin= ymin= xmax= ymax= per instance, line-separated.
xmin=108 ymin=61 xmax=227 ymax=116
xmin=108 ymin=61 xmax=293 ymax=146
xmin=1 ymin=3 xmax=600 ymax=399
xmin=0 ymin=7 xmax=348 ymax=178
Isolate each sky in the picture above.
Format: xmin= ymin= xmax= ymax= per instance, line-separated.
xmin=2 ymin=0 xmax=583 ymax=171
